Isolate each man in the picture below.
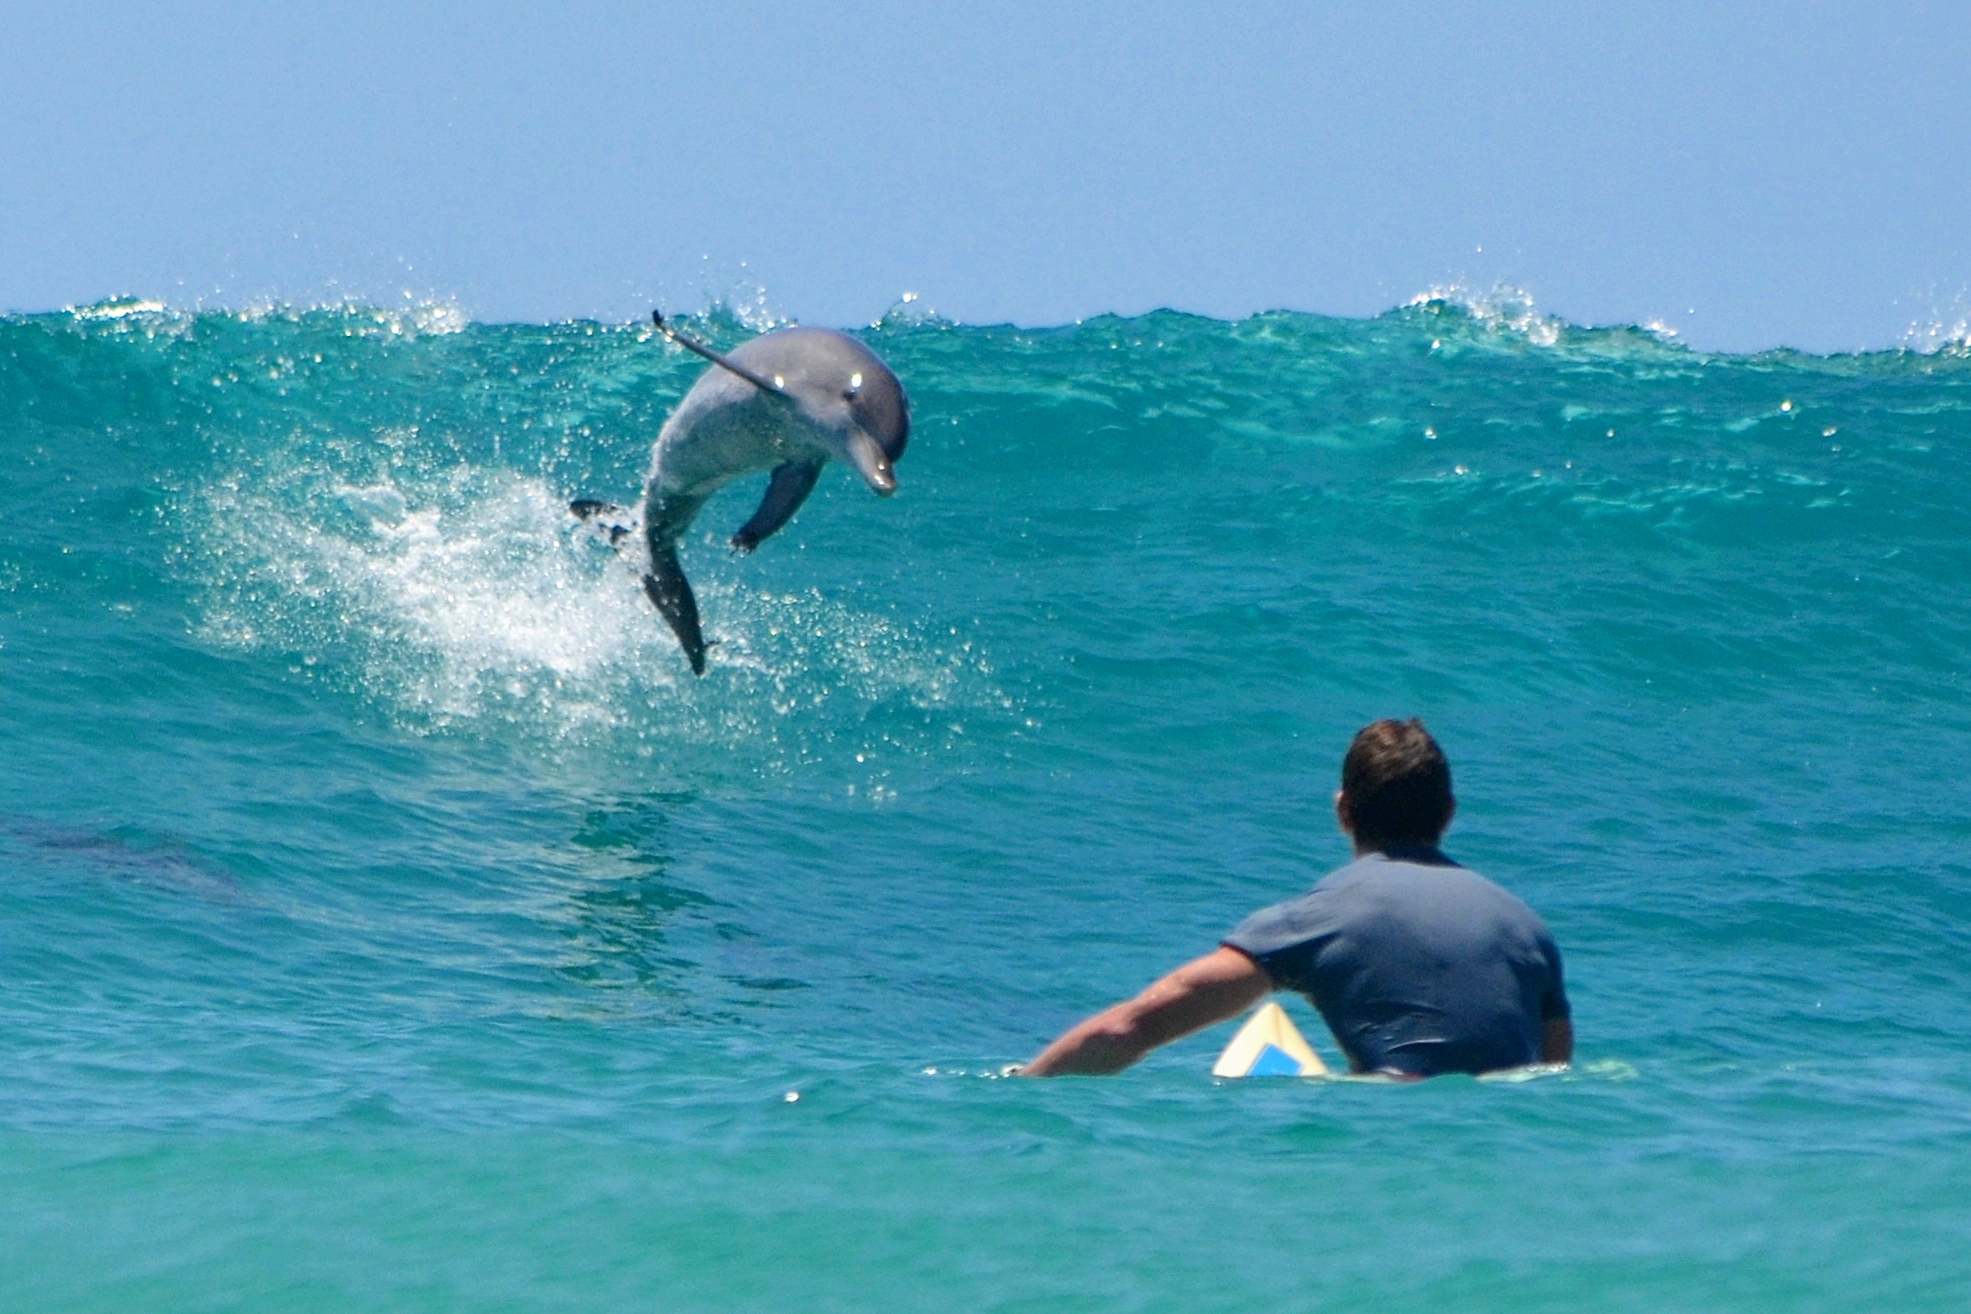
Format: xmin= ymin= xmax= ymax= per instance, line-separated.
xmin=1021 ymin=719 xmax=1572 ymax=1078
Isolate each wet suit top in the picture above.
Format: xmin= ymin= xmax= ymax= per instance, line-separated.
xmin=1222 ymin=846 xmax=1568 ymax=1076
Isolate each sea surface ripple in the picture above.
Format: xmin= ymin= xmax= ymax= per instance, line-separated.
xmin=2 ymin=295 xmax=1969 ymax=1310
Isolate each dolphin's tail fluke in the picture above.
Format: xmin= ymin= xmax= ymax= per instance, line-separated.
xmin=576 ymin=497 xmax=709 ymax=673
xmin=642 ymin=543 xmax=709 ymax=676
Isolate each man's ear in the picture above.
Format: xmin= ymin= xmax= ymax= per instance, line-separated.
xmin=1334 ymin=789 xmax=1352 ymax=836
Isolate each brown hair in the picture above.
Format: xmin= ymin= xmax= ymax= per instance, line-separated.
xmin=1339 ymin=718 xmax=1454 ymax=847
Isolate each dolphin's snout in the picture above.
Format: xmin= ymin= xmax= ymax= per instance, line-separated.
xmin=846 ymin=427 xmax=899 ymax=496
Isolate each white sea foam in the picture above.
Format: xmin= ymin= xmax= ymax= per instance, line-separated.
xmin=63 ymin=297 xmax=196 ymax=342
xmin=873 ymin=290 xmax=953 ymax=329
xmin=68 ymin=297 xmax=169 ymax=321
xmin=680 ymin=263 xmax=791 ymax=334
xmin=310 ymin=298 xmax=468 ymax=338
xmin=1902 ymin=302 xmax=1971 ymax=355
xmin=1405 ymin=282 xmax=1563 ymax=347
xmin=67 ymin=295 xmax=471 ymax=340
xmin=195 ymin=456 xmax=1003 ymax=771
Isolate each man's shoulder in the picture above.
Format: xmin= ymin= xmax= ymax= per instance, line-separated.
xmin=1245 ymin=849 xmax=1461 ymax=915
xmin=1225 ymin=880 xmax=1338 ymax=957
xmin=1321 ymin=850 xmax=1551 ymax=930
xmin=1229 ymin=848 xmax=1548 ymax=946
xmin=1317 ymin=847 xmax=1465 ymax=891
xmin=1376 ymin=852 xmax=1557 ymax=945
xmin=1225 ymin=854 xmax=1393 ymax=950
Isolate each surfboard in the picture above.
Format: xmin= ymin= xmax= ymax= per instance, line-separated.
xmin=1212 ymin=1001 xmax=1329 ymax=1078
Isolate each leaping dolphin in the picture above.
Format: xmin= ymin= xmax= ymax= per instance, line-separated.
xmin=572 ymin=316 xmax=910 ymax=674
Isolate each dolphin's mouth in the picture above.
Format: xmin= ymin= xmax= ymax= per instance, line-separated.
xmin=846 ymin=429 xmax=898 ymax=495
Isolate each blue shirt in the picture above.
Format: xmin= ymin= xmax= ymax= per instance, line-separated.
xmin=1222 ymin=847 xmax=1569 ymax=1076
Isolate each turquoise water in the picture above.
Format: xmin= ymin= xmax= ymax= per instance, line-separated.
xmin=4 ymin=294 xmax=1969 ymax=1310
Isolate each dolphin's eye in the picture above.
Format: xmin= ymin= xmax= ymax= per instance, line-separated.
xmin=846 ymin=372 xmax=863 ymax=396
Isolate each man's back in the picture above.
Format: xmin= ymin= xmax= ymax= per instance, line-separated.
xmin=1223 ymin=847 xmax=1568 ymax=1076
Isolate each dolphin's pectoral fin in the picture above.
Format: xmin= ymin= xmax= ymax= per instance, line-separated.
xmin=642 ymin=545 xmax=709 ymax=676
xmin=570 ymin=499 xmax=637 ymax=548
xmin=731 ymin=459 xmax=823 ymax=553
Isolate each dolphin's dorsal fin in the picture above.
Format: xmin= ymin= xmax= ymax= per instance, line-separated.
xmin=651 ymin=311 xmax=787 ymax=398
xmin=731 ymin=460 xmax=823 ymax=553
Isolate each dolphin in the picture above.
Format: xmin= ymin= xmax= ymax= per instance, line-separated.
xmin=572 ymin=321 xmax=910 ymax=674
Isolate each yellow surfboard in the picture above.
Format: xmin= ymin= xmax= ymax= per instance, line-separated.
xmin=1212 ymin=1001 xmax=1329 ymax=1078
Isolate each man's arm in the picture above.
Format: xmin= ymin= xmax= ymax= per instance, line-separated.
xmin=1019 ymin=946 xmax=1272 ymax=1077
xmin=1541 ymin=1016 xmax=1573 ymax=1065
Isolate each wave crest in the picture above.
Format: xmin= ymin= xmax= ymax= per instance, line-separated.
xmin=1402 ymin=282 xmax=1564 ymax=347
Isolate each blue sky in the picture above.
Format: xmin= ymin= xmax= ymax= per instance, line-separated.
xmin=3 ymin=2 xmax=1966 ymax=351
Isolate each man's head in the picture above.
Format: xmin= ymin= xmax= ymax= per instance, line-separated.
xmin=1336 ymin=718 xmax=1455 ymax=850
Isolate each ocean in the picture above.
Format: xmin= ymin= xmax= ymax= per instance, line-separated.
xmin=3 ymin=292 xmax=1968 ymax=1310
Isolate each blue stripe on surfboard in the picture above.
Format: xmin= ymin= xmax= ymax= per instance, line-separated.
xmin=1245 ymin=1043 xmax=1305 ymax=1077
